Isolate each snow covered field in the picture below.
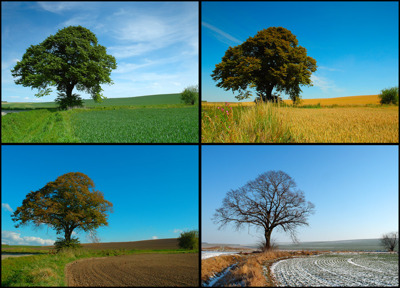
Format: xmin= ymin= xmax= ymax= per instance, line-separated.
xmin=271 ymin=253 xmax=398 ymax=287
xmin=201 ymin=251 xmax=239 ymax=259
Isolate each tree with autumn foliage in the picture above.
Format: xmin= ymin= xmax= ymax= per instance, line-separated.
xmin=212 ymin=27 xmax=317 ymax=102
xmin=12 ymin=172 xmax=113 ymax=245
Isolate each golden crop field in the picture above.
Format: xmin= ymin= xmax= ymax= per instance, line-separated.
xmin=283 ymin=95 xmax=380 ymax=106
xmin=201 ymin=99 xmax=399 ymax=143
xmin=202 ymin=95 xmax=381 ymax=107
xmin=278 ymin=106 xmax=398 ymax=143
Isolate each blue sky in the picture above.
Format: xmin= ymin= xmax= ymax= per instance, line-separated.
xmin=202 ymin=145 xmax=398 ymax=245
xmin=1 ymin=1 xmax=198 ymax=103
xmin=202 ymin=1 xmax=399 ymax=102
xmin=1 ymin=145 xmax=198 ymax=246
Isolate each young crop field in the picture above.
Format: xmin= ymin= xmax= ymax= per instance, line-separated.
xmin=1 ymin=93 xmax=182 ymax=110
xmin=202 ymin=102 xmax=398 ymax=143
xmin=1 ymin=105 xmax=198 ymax=143
xmin=271 ymin=253 xmax=399 ymax=287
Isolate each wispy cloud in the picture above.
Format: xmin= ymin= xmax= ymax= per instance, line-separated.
xmin=173 ymin=229 xmax=183 ymax=234
xmin=318 ymin=66 xmax=343 ymax=72
xmin=311 ymin=74 xmax=344 ymax=94
xmin=2 ymin=203 xmax=13 ymax=213
xmin=202 ymin=22 xmax=242 ymax=45
xmin=152 ymin=236 xmax=158 ymax=240
xmin=37 ymin=2 xmax=84 ymax=14
xmin=2 ymin=231 xmax=54 ymax=246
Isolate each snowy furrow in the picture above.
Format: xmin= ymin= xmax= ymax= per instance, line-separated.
xmin=270 ymin=253 xmax=398 ymax=287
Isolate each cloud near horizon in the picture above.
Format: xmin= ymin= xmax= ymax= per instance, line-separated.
xmin=2 ymin=231 xmax=55 ymax=246
xmin=2 ymin=203 xmax=13 ymax=213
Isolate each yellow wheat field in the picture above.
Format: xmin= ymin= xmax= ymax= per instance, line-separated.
xmin=202 ymin=95 xmax=381 ymax=107
xmin=278 ymin=106 xmax=398 ymax=143
xmin=283 ymin=95 xmax=380 ymax=106
xmin=202 ymin=102 xmax=399 ymax=143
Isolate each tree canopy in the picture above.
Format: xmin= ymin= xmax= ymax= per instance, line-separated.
xmin=212 ymin=27 xmax=317 ymax=102
xmin=11 ymin=25 xmax=117 ymax=109
xmin=213 ymin=170 xmax=315 ymax=251
xmin=12 ymin=172 xmax=113 ymax=243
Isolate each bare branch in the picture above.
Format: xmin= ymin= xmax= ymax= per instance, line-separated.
xmin=213 ymin=170 xmax=315 ymax=250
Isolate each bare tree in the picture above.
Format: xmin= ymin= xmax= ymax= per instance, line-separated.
xmin=213 ymin=170 xmax=315 ymax=251
xmin=381 ymin=232 xmax=398 ymax=252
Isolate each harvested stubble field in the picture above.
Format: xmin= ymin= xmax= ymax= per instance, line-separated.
xmin=66 ymin=253 xmax=198 ymax=287
xmin=201 ymin=96 xmax=398 ymax=143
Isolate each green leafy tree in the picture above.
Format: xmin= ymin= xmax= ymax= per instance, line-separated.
xmin=11 ymin=25 xmax=117 ymax=109
xmin=180 ymin=85 xmax=198 ymax=105
xmin=212 ymin=27 xmax=317 ymax=102
xmin=178 ymin=230 xmax=199 ymax=250
xmin=379 ymin=87 xmax=398 ymax=105
xmin=12 ymin=172 xmax=113 ymax=244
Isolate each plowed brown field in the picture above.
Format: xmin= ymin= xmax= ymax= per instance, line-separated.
xmin=66 ymin=253 xmax=199 ymax=287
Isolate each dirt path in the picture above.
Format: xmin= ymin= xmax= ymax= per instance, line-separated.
xmin=1 ymin=253 xmax=35 ymax=260
xmin=65 ymin=253 xmax=199 ymax=287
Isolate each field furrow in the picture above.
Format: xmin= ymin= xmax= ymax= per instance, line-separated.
xmin=271 ymin=253 xmax=398 ymax=287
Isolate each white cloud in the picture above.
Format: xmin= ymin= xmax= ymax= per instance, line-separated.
xmin=37 ymin=2 xmax=83 ymax=14
xmin=152 ymin=236 xmax=158 ymax=240
xmin=24 ymin=97 xmax=29 ymax=100
xmin=202 ymin=22 xmax=242 ymax=45
xmin=311 ymin=75 xmax=335 ymax=92
xmin=2 ymin=231 xmax=54 ymax=246
xmin=173 ymin=229 xmax=183 ymax=234
xmin=2 ymin=203 xmax=13 ymax=212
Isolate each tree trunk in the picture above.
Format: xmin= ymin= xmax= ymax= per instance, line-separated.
xmin=261 ymin=85 xmax=274 ymax=102
xmin=264 ymin=229 xmax=272 ymax=251
xmin=66 ymin=84 xmax=74 ymax=100
xmin=64 ymin=227 xmax=72 ymax=242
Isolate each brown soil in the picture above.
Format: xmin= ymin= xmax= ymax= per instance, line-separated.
xmin=2 ymin=238 xmax=180 ymax=252
xmin=66 ymin=253 xmax=199 ymax=287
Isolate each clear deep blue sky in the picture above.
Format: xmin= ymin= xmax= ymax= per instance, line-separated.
xmin=1 ymin=145 xmax=198 ymax=246
xmin=202 ymin=146 xmax=398 ymax=245
xmin=202 ymin=1 xmax=399 ymax=102
xmin=1 ymin=1 xmax=198 ymax=103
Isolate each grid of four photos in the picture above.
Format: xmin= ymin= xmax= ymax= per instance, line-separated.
xmin=1 ymin=1 xmax=398 ymax=287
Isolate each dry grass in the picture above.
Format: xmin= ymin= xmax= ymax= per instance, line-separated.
xmin=201 ymin=250 xmax=320 ymax=287
xmin=201 ymin=254 xmax=243 ymax=282
xmin=201 ymin=102 xmax=293 ymax=143
xmin=202 ymin=102 xmax=399 ymax=143
xmin=30 ymin=267 xmax=57 ymax=284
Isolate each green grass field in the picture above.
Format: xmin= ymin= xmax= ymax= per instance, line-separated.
xmin=1 ymin=93 xmax=182 ymax=110
xmin=2 ymin=94 xmax=199 ymax=143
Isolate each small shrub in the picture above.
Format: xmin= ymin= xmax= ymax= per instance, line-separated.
xmin=178 ymin=230 xmax=198 ymax=250
xmin=55 ymin=92 xmax=84 ymax=110
xmin=180 ymin=85 xmax=198 ymax=105
xmin=54 ymin=237 xmax=81 ymax=252
xmin=379 ymin=87 xmax=399 ymax=105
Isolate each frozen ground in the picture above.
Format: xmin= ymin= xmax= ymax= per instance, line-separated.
xmin=271 ymin=252 xmax=398 ymax=287
xmin=201 ymin=251 xmax=239 ymax=260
